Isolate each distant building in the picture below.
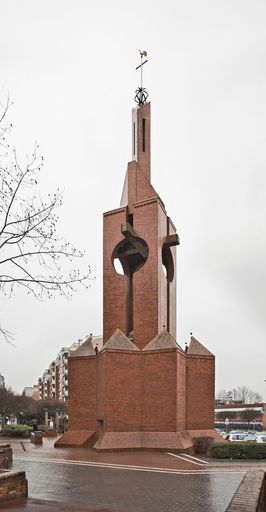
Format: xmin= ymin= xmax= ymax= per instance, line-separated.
xmin=49 ymin=361 xmax=57 ymax=400
xmin=0 ymin=373 xmax=5 ymax=388
xmin=56 ymin=347 xmax=70 ymax=402
xmin=22 ymin=386 xmax=38 ymax=399
xmin=215 ymin=402 xmax=266 ymax=430
xmin=37 ymin=335 xmax=103 ymax=402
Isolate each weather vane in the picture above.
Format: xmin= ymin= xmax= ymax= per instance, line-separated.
xmin=134 ymin=50 xmax=149 ymax=105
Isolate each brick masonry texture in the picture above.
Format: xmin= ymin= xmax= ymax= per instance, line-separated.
xmin=186 ymin=355 xmax=215 ymax=430
xmin=104 ymin=103 xmax=177 ymax=348
xmin=226 ymin=470 xmax=266 ymax=511
xmin=58 ymin=101 xmax=216 ymax=451
xmin=0 ymin=445 xmax=12 ymax=469
xmin=61 ymin=342 xmax=216 ymax=450
xmin=0 ymin=471 xmax=28 ymax=502
xmin=68 ymin=356 xmax=97 ymax=432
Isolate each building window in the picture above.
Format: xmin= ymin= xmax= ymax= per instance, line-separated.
xmin=142 ymin=118 xmax=145 ymax=152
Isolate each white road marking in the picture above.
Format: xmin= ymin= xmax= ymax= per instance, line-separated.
xmin=166 ymin=452 xmax=206 ymax=466
xmin=179 ymin=453 xmax=209 ymax=464
xmin=13 ymin=456 xmax=245 ymax=476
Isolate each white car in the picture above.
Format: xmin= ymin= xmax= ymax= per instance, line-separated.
xmin=244 ymin=433 xmax=257 ymax=442
xmin=256 ymin=435 xmax=266 ymax=443
xmin=228 ymin=433 xmax=248 ymax=442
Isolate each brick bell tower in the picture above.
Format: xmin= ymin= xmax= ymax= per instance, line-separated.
xmin=56 ymin=52 xmax=220 ymax=452
xmin=103 ymin=99 xmax=179 ymax=349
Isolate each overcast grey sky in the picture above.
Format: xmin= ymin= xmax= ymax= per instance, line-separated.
xmin=0 ymin=0 xmax=265 ymax=399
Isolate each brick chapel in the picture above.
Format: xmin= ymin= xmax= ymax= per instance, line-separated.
xmin=56 ymin=56 xmax=219 ymax=451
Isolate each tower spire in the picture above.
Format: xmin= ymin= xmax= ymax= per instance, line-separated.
xmin=134 ymin=50 xmax=149 ymax=105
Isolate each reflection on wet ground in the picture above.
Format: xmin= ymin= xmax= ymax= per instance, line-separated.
xmin=7 ymin=458 xmax=244 ymax=512
xmin=0 ymin=439 xmax=249 ymax=511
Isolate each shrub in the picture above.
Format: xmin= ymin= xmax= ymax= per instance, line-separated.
xmin=193 ymin=436 xmax=214 ymax=454
xmin=37 ymin=425 xmax=45 ymax=432
xmin=211 ymin=442 xmax=266 ymax=459
xmin=1 ymin=424 xmax=32 ymax=438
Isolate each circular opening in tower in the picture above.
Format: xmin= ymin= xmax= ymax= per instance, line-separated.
xmin=162 ymin=244 xmax=174 ymax=283
xmin=112 ymin=237 xmax=149 ymax=276
xmin=113 ymin=257 xmax=125 ymax=275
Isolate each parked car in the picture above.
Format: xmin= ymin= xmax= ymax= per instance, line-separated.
xmin=217 ymin=430 xmax=227 ymax=439
xmin=244 ymin=433 xmax=257 ymax=442
xmin=227 ymin=433 xmax=248 ymax=442
xmin=256 ymin=435 xmax=266 ymax=443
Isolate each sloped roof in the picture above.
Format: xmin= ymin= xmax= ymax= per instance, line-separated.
xmin=187 ymin=336 xmax=213 ymax=357
xmin=143 ymin=329 xmax=183 ymax=351
xmin=71 ymin=336 xmax=95 ymax=357
xmin=104 ymin=328 xmax=140 ymax=351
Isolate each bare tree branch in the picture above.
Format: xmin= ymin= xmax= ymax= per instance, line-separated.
xmin=0 ymin=96 xmax=93 ymax=340
xmin=216 ymin=386 xmax=263 ymax=404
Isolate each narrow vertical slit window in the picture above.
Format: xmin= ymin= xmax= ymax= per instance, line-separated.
xmin=167 ymin=282 xmax=170 ymax=332
xmin=133 ymin=122 xmax=136 ymax=155
xmin=128 ymin=213 xmax=133 ymax=227
xmin=142 ymin=118 xmax=146 ymax=152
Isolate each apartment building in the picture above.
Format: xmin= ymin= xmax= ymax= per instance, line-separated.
xmin=22 ymin=386 xmax=39 ymax=399
xmin=37 ymin=335 xmax=102 ymax=402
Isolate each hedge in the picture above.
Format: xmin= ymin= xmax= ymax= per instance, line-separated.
xmin=1 ymin=424 xmax=32 ymax=437
xmin=211 ymin=442 xmax=266 ymax=459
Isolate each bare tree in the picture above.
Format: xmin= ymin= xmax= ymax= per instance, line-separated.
xmin=239 ymin=408 xmax=260 ymax=426
xmin=216 ymin=386 xmax=263 ymax=404
xmin=234 ymin=386 xmax=263 ymax=404
xmin=0 ymin=97 xmax=92 ymax=341
xmin=0 ymin=386 xmax=15 ymax=427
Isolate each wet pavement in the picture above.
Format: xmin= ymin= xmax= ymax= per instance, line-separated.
xmin=4 ymin=458 xmax=244 ymax=512
xmin=0 ymin=438 xmax=251 ymax=511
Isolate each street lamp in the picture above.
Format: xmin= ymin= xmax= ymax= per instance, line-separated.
xmin=225 ymin=417 xmax=230 ymax=433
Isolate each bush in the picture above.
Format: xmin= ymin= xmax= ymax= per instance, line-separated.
xmin=37 ymin=425 xmax=45 ymax=432
xmin=211 ymin=442 xmax=266 ymax=459
xmin=193 ymin=436 xmax=214 ymax=454
xmin=1 ymin=424 xmax=32 ymax=438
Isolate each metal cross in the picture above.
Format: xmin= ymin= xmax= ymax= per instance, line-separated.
xmin=136 ymin=50 xmax=148 ymax=89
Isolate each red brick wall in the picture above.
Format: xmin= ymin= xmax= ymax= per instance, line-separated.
xmin=168 ymin=217 xmax=177 ymax=339
xmin=100 ymin=351 xmax=142 ymax=431
xmin=133 ymin=200 xmax=160 ymax=348
xmin=103 ymin=207 xmax=127 ymax=342
xmin=176 ymin=353 xmax=187 ymax=431
xmin=103 ymin=100 xmax=178 ymax=349
xmin=186 ymin=355 xmax=215 ymax=430
xmin=0 ymin=445 xmax=12 ymax=469
xmin=68 ymin=348 xmax=215 ymax=436
xmin=0 ymin=472 xmax=27 ymax=501
xmin=158 ymin=202 xmax=168 ymax=333
xmin=96 ymin=352 xmax=106 ymax=424
xmin=68 ymin=356 xmax=97 ymax=431
xmin=67 ymin=99 xmax=215 ymax=442
xmin=141 ymin=351 xmax=177 ymax=431
xmin=103 ymin=197 xmax=177 ymax=350
xmin=96 ymin=349 xmax=178 ymax=432
xmin=135 ymin=103 xmax=150 ymax=182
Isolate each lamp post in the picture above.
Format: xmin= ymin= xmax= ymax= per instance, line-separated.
xmin=44 ymin=408 xmax=49 ymax=430
xmin=225 ymin=417 xmax=230 ymax=433
xmin=55 ymin=408 xmax=60 ymax=433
